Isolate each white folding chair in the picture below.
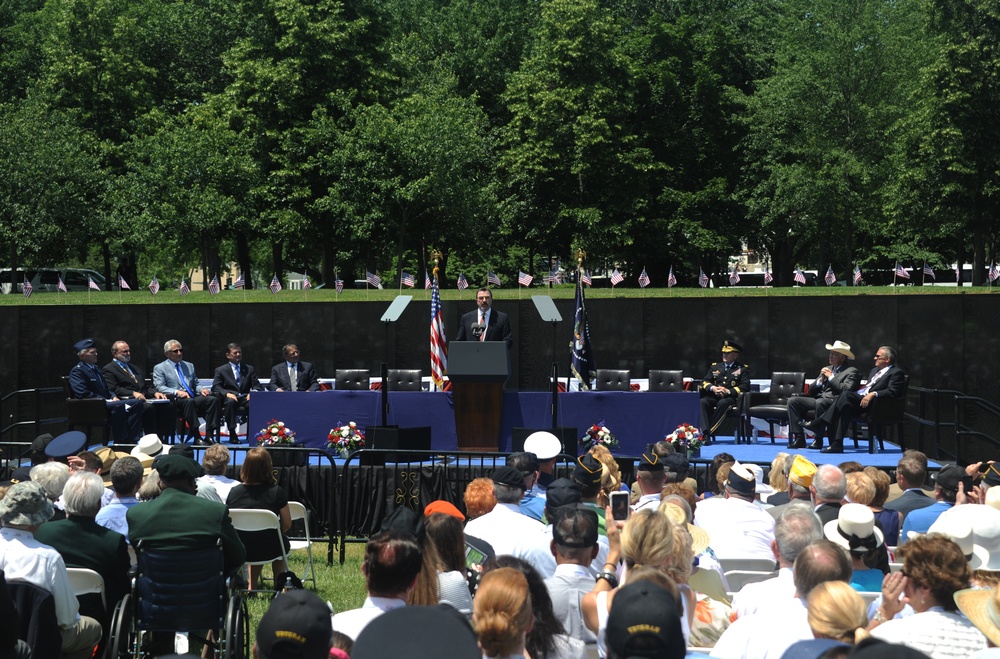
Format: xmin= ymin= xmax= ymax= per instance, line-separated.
xmin=229 ymin=508 xmax=288 ymax=590
xmin=723 ymin=570 xmax=777 ymax=592
xmin=66 ymin=567 xmax=106 ymax=611
xmin=287 ymin=501 xmax=316 ymax=589
xmin=717 ymin=557 xmax=778 ymax=573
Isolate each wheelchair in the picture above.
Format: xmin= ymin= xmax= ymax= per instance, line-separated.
xmin=106 ymin=540 xmax=249 ymax=658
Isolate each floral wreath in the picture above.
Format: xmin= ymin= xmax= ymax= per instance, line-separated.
xmin=328 ymin=421 xmax=366 ymax=452
xmin=580 ymin=422 xmax=618 ymax=450
xmin=665 ymin=423 xmax=703 ymax=451
xmin=256 ymin=419 xmax=296 ymax=445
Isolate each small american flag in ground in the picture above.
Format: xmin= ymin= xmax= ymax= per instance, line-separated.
xmin=366 ymin=271 xmax=382 ymax=288
xmin=518 ymin=271 xmax=533 ymax=287
xmin=794 ymin=269 xmax=806 ymax=285
xmin=923 ymin=263 xmax=935 ymax=280
xmin=894 ymin=262 xmax=910 ymax=280
xmin=763 ymin=270 xmax=773 ymax=285
xmin=638 ymin=268 xmax=650 ymax=288
xmin=698 ymin=268 xmax=709 ymax=288
xmin=335 ymin=278 xmax=344 ymax=293
xmin=488 ymin=271 xmax=502 ymax=287
xmin=667 ymin=266 xmax=677 ymax=288
xmin=546 ymin=270 xmax=562 ymax=284
xmin=269 ymin=275 xmax=282 ymax=294
xmin=457 ymin=273 xmax=468 ymax=291
xmin=22 ymin=277 xmax=32 ymax=299
xmin=148 ymin=277 xmax=160 ymax=296
xmin=118 ymin=275 xmax=131 ymax=291
xmin=729 ymin=268 xmax=740 ymax=286
xmin=58 ymin=276 xmax=67 ymax=292
xmin=179 ymin=279 xmax=190 ymax=296
xmin=401 ymin=271 xmax=415 ymax=288
xmin=990 ymin=263 xmax=1000 ymax=282
xmin=853 ymin=266 xmax=862 ymax=286
xmin=234 ymin=273 xmax=245 ymax=289
xmin=824 ymin=266 xmax=836 ymax=286
xmin=208 ymin=276 xmax=220 ymax=295
xmin=424 ymin=272 xmax=431 ymax=290
xmin=302 ymin=276 xmax=312 ymax=290
xmin=954 ymin=264 xmax=961 ymax=284
xmin=88 ymin=276 xmax=101 ymax=291
xmin=581 ymin=271 xmax=592 ymax=287
xmin=610 ymin=269 xmax=624 ymax=286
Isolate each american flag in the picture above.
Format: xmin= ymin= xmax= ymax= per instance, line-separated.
xmin=853 ymin=266 xmax=862 ymax=286
xmin=794 ymin=269 xmax=806 ymax=285
xmin=954 ymin=263 xmax=962 ymax=284
xmin=366 ymin=271 xmax=382 ymax=288
xmin=22 ymin=276 xmax=32 ymax=299
xmin=610 ymin=269 xmax=624 ymax=286
xmin=208 ymin=276 xmax=220 ymax=295
xmin=698 ymin=268 xmax=709 ymax=288
xmin=544 ymin=270 xmax=562 ymax=285
xmin=763 ymin=270 xmax=773 ymax=285
xmin=302 ymin=276 xmax=312 ymax=290
xmin=894 ymin=262 xmax=910 ymax=280
xmin=88 ymin=276 xmax=101 ymax=291
xmin=638 ymin=268 xmax=650 ymax=288
xmin=179 ymin=279 xmax=190 ymax=296
xmin=148 ymin=276 xmax=160 ymax=296
xmin=118 ymin=274 xmax=131 ymax=291
xmin=923 ymin=263 xmax=935 ymax=280
xmin=457 ymin=273 xmax=468 ymax=291
xmin=57 ymin=276 xmax=67 ymax=293
xmin=581 ymin=271 xmax=592 ymax=287
xmin=824 ymin=266 xmax=836 ymax=286
xmin=487 ymin=271 xmax=502 ymax=287
xmin=430 ymin=272 xmax=448 ymax=390
xmin=518 ymin=271 xmax=533 ymax=287
xmin=234 ymin=273 xmax=245 ymax=289
xmin=335 ymin=278 xmax=344 ymax=294
xmin=424 ymin=271 xmax=431 ymax=290
xmin=401 ymin=271 xmax=415 ymax=288
xmin=269 ymin=275 xmax=282 ymax=294
xmin=729 ymin=267 xmax=741 ymax=286
xmin=990 ymin=263 xmax=1000 ymax=282
xmin=667 ymin=266 xmax=677 ymax=288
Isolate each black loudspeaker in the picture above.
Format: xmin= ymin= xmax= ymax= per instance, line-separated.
xmin=510 ymin=427 xmax=579 ymax=456
xmin=366 ymin=426 xmax=432 ymax=463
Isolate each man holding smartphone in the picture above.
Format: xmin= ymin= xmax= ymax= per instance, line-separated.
xmin=632 ymin=453 xmax=666 ymax=512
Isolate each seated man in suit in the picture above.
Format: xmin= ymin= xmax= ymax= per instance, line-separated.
xmin=268 ymin=344 xmax=320 ymax=392
xmin=786 ymin=340 xmax=861 ymax=450
xmin=68 ymin=338 xmax=144 ymax=443
xmin=212 ymin=343 xmax=263 ymax=443
xmin=803 ymin=345 xmax=907 ymax=454
xmin=102 ymin=340 xmax=176 ymax=439
xmin=152 ymin=339 xmax=221 ymax=446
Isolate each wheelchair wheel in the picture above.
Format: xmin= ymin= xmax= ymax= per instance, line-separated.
xmin=104 ymin=594 xmax=133 ymax=659
xmin=222 ymin=593 xmax=248 ymax=659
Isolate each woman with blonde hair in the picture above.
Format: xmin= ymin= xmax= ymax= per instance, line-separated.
xmin=807 ymin=581 xmax=870 ymax=645
xmin=589 ymin=444 xmax=623 ymax=508
xmin=475 ymin=567 xmax=534 ymax=659
xmin=768 ymin=453 xmax=789 ymax=503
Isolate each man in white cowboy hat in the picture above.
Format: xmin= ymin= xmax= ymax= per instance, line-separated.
xmin=787 ymin=340 xmax=861 ymax=450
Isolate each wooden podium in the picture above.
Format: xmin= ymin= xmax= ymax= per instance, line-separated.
xmin=449 ymin=341 xmax=509 ymax=452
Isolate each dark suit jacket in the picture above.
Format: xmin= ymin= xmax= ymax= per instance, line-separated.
xmin=814 ymin=502 xmax=842 ymax=526
xmin=884 ymin=489 xmax=935 ymax=519
xmin=864 ymin=365 xmax=907 ymax=399
xmin=211 ymin=362 xmax=263 ymax=400
xmin=806 ymin=365 xmax=861 ymax=398
xmin=68 ymin=361 xmax=111 ymax=399
xmin=34 ymin=515 xmax=131 ymax=607
xmin=127 ymin=487 xmax=246 ymax=575
xmin=455 ymin=309 xmax=513 ymax=349
xmin=268 ymin=361 xmax=320 ymax=392
xmin=103 ymin=360 xmax=156 ymax=399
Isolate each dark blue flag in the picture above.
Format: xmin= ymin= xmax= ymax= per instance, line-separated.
xmin=570 ymin=273 xmax=596 ymax=390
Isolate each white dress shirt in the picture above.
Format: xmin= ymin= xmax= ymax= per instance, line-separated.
xmin=0 ymin=527 xmax=80 ymax=628
xmin=331 ymin=596 xmax=406 ymax=640
xmin=464 ymin=502 xmax=543 ymax=556
xmin=694 ymin=496 xmax=776 ymax=560
xmin=712 ymin=596 xmax=811 ymax=659
xmin=729 ymin=567 xmax=794 ymax=619
xmin=515 ymin=523 xmax=609 ymax=579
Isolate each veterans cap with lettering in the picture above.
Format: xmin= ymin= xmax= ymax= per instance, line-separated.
xmin=637 ymin=452 xmax=665 ymax=474
xmin=935 ymin=465 xmax=974 ymax=494
xmin=788 ymin=455 xmax=817 ymax=489
xmin=256 ymin=589 xmax=332 ymax=659
xmin=726 ymin=461 xmax=756 ymax=496
xmin=573 ymin=455 xmax=603 ymax=488
xmin=605 ymin=581 xmax=686 ymax=659
xmin=351 ymin=604 xmax=480 ymax=659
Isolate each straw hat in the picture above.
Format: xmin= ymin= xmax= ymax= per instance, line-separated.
xmin=660 ymin=500 xmax=711 ymax=556
xmin=824 ymin=341 xmax=855 ymax=360
xmin=955 ymin=586 xmax=1000 ymax=648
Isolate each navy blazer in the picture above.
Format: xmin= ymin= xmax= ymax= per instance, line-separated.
xmin=267 ymin=361 xmax=320 ymax=391
xmin=455 ymin=309 xmax=513 ymax=349
xmin=211 ymin=362 xmax=263 ymax=398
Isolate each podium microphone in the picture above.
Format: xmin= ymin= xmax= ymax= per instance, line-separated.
xmin=472 ymin=323 xmax=485 ymax=338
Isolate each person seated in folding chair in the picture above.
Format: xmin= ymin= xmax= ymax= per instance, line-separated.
xmin=226 ymin=447 xmax=291 ymax=589
xmin=68 ymin=338 xmax=144 ymax=443
xmin=699 ymin=340 xmax=750 ymax=442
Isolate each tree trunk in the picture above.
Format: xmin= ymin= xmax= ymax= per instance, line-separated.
xmin=235 ymin=233 xmax=252 ymax=290
xmin=102 ymin=243 xmax=112 ymax=291
xmin=271 ymin=242 xmax=283 ymax=282
xmin=8 ymin=244 xmax=18 ymax=291
xmin=321 ymin=238 xmax=334 ymax=286
xmin=973 ymin=222 xmax=985 ymax=286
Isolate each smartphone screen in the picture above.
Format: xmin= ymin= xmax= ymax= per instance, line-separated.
xmin=610 ymin=491 xmax=630 ymax=521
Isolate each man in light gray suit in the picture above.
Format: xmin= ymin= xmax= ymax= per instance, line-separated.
xmin=152 ymin=339 xmax=221 ymax=445
xmin=787 ymin=340 xmax=861 ymax=449
xmin=543 ymin=506 xmax=600 ymax=646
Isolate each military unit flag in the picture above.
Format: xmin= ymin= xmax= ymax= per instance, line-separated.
xmin=518 ymin=271 xmax=533 ymax=287
xmin=430 ymin=273 xmax=448 ymax=390
xmin=570 ymin=273 xmax=596 ymax=390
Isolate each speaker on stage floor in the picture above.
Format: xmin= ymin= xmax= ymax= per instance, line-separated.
xmin=366 ymin=426 xmax=432 ymax=463
xmin=511 ymin=427 xmax=579 ymax=456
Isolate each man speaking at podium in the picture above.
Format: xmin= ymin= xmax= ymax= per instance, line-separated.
xmin=455 ymin=287 xmax=513 ymax=349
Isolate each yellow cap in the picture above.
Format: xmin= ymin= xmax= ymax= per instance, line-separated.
xmin=789 ymin=455 xmax=817 ymax=488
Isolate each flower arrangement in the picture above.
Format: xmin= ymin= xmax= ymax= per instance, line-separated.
xmin=328 ymin=421 xmax=366 ymax=452
xmin=580 ymin=422 xmax=618 ymax=450
xmin=256 ymin=419 xmax=296 ymax=446
xmin=666 ymin=423 xmax=703 ymax=451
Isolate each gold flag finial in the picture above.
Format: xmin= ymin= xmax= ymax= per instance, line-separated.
xmin=431 ymin=250 xmax=443 ymax=278
xmin=575 ymin=249 xmax=587 ymax=268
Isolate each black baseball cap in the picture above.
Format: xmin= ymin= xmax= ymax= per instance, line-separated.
xmin=573 ymin=455 xmax=603 ymax=487
xmin=256 ymin=589 xmax=332 ymax=659
xmin=637 ymin=452 xmax=665 ymax=474
xmin=491 ymin=465 xmax=526 ymax=489
xmin=545 ymin=478 xmax=583 ymax=510
xmin=351 ymin=605 xmax=479 ymax=659
xmin=606 ymin=581 xmax=685 ymax=659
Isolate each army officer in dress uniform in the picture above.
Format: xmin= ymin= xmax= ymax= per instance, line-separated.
xmin=699 ymin=340 xmax=750 ymax=441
